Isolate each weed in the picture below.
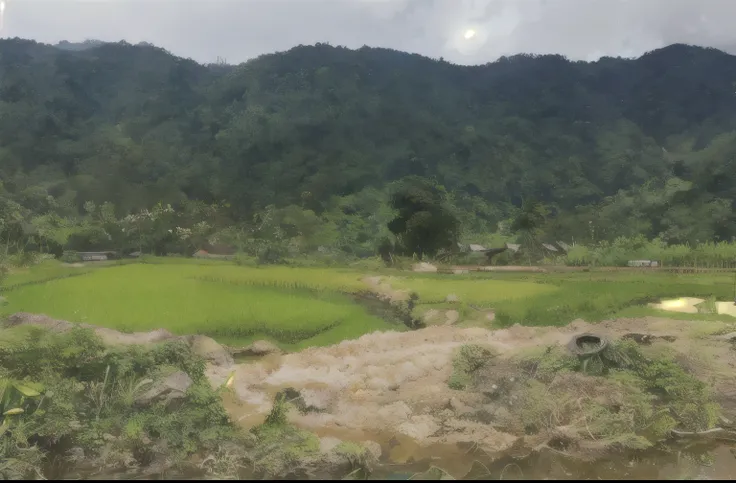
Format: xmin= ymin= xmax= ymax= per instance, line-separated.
xmin=448 ymin=344 xmax=496 ymax=390
xmin=511 ymin=339 xmax=721 ymax=455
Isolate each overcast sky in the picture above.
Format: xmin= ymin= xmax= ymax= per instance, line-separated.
xmin=2 ymin=0 xmax=735 ymax=65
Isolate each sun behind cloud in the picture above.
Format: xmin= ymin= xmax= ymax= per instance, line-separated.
xmin=464 ymin=28 xmax=476 ymax=40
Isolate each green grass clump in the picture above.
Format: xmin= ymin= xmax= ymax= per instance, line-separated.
xmin=695 ymin=296 xmax=718 ymax=315
xmin=511 ymin=340 xmax=720 ymax=454
xmin=448 ymin=344 xmax=496 ymax=390
xmin=0 ymin=263 xmax=396 ymax=350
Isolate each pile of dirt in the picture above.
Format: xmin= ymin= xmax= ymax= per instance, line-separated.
xmin=224 ymin=315 xmax=736 ymax=470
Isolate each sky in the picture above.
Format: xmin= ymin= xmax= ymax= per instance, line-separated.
xmin=2 ymin=0 xmax=735 ymax=66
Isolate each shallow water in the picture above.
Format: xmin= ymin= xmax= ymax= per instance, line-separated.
xmin=371 ymin=441 xmax=736 ymax=480
xmin=60 ymin=438 xmax=736 ymax=480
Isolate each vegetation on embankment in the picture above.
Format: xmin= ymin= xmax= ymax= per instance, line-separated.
xmin=0 ymin=324 xmax=238 ymax=479
xmin=449 ymin=338 xmax=723 ymax=460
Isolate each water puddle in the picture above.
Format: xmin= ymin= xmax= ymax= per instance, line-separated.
xmin=373 ymin=441 xmax=736 ymax=480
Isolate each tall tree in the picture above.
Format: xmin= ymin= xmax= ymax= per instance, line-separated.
xmin=387 ymin=177 xmax=460 ymax=259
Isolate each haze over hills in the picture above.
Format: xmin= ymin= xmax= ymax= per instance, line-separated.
xmin=2 ymin=38 xmax=736 ymax=248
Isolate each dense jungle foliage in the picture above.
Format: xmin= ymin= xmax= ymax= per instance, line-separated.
xmin=2 ymin=38 xmax=736 ymax=260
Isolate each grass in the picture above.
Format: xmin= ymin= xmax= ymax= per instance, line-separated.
xmin=489 ymin=270 xmax=736 ymax=326
xmin=385 ymin=269 xmax=736 ymax=327
xmin=0 ymin=262 xmax=396 ymax=350
xmin=3 ymin=259 xmax=735 ymax=350
xmin=2 ymin=260 xmax=95 ymax=289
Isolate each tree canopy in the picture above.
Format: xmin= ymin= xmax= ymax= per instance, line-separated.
xmin=2 ymin=38 xmax=736 ymax=255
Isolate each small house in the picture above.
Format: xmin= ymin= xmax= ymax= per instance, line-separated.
xmin=77 ymin=251 xmax=118 ymax=262
xmin=627 ymin=260 xmax=659 ymax=268
xmin=556 ymin=241 xmax=571 ymax=253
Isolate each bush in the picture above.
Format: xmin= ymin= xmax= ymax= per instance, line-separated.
xmin=448 ymin=344 xmax=496 ymax=390
xmin=560 ymin=236 xmax=736 ymax=268
xmin=0 ymin=325 xmax=238 ymax=479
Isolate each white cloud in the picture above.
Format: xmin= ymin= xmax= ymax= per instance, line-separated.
xmin=3 ymin=0 xmax=736 ymax=65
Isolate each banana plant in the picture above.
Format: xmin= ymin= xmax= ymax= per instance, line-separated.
xmin=0 ymin=378 xmax=44 ymax=437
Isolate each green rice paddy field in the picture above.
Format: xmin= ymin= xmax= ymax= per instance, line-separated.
xmin=1 ymin=258 xmax=735 ymax=350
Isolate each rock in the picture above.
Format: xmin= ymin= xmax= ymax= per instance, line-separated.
xmin=135 ymin=371 xmax=193 ymax=407
xmin=412 ymin=262 xmax=438 ymax=273
xmin=186 ymin=335 xmax=233 ymax=367
xmin=231 ymin=339 xmax=282 ymax=357
xmin=363 ymin=440 xmax=382 ymax=460
xmin=397 ymin=415 xmax=440 ymax=441
xmin=445 ymin=294 xmax=459 ymax=303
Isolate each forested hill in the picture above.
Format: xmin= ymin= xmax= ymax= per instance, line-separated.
xmin=3 ymin=38 xmax=736 ymax=245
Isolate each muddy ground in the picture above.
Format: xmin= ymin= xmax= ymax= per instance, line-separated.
xmin=8 ymin=309 xmax=736 ymax=479
xmin=223 ymin=316 xmax=736 ymax=469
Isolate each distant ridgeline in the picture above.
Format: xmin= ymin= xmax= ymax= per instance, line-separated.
xmin=1 ymin=38 xmax=736 ymax=245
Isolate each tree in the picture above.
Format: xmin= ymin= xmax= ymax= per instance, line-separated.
xmin=510 ymin=199 xmax=549 ymax=263
xmin=387 ymin=177 xmax=460 ymax=259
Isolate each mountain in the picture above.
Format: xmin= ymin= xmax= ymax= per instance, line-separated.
xmin=2 ymin=38 xmax=736 ymax=244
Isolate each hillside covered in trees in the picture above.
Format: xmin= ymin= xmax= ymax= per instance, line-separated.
xmin=2 ymin=38 xmax=736 ymax=260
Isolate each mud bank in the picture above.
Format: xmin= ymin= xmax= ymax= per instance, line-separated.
xmin=224 ymin=316 xmax=736 ymax=475
xmin=9 ymin=312 xmax=736 ymax=479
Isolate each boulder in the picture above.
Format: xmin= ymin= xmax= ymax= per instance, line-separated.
xmin=230 ymin=339 xmax=282 ymax=357
xmin=186 ymin=335 xmax=233 ymax=367
xmin=135 ymin=371 xmax=193 ymax=407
